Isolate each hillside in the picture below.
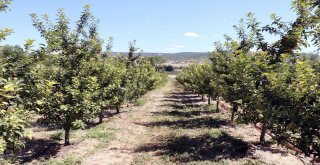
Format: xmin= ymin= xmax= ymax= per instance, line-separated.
xmin=112 ymin=52 xmax=210 ymax=60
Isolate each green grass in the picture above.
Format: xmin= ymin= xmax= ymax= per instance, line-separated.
xmin=50 ymin=131 xmax=64 ymax=141
xmin=132 ymin=153 xmax=152 ymax=165
xmin=38 ymin=122 xmax=116 ymax=165
xmin=44 ymin=154 xmax=83 ymax=165
xmin=86 ymin=124 xmax=116 ymax=143
xmin=208 ymin=103 xmax=219 ymax=111
xmin=134 ymin=98 xmax=147 ymax=106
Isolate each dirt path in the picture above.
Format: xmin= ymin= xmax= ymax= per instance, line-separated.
xmin=83 ymin=76 xmax=309 ymax=165
xmin=83 ymin=76 xmax=175 ymax=165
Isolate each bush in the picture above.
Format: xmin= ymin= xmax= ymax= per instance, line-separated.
xmin=165 ymin=65 xmax=175 ymax=72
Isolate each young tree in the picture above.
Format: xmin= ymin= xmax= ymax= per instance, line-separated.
xmin=31 ymin=5 xmax=103 ymax=145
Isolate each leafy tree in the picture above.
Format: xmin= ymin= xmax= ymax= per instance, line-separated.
xmin=0 ymin=46 xmax=27 ymax=79
xmin=219 ymin=1 xmax=320 ymax=155
xmin=176 ymin=62 xmax=214 ymax=103
xmin=0 ymin=0 xmax=13 ymax=42
xmin=233 ymin=1 xmax=320 ymax=146
xmin=117 ymin=41 xmax=167 ymax=110
xmin=0 ymin=79 xmax=31 ymax=154
xmin=0 ymin=0 xmax=31 ymax=154
xmin=30 ymin=7 xmax=166 ymax=145
xmin=177 ymin=0 xmax=320 ymax=157
xmin=31 ymin=5 xmax=103 ymax=145
xmin=86 ymin=54 xmax=126 ymax=122
xmin=126 ymin=40 xmax=142 ymax=68
xmin=0 ymin=45 xmax=38 ymax=110
xmin=144 ymin=56 xmax=166 ymax=71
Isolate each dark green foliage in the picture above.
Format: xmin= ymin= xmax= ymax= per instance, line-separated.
xmin=164 ymin=65 xmax=174 ymax=72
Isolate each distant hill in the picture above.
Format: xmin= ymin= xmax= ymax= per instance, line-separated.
xmin=111 ymin=52 xmax=210 ymax=60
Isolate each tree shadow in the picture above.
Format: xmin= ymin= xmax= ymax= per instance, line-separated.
xmin=165 ymin=95 xmax=200 ymax=100
xmin=164 ymin=92 xmax=205 ymax=105
xmin=85 ymin=110 xmax=120 ymax=129
xmin=162 ymin=99 xmax=181 ymax=103
xmin=251 ymin=141 xmax=289 ymax=156
xmin=30 ymin=118 xmax=62 ymax=131
xmin=135 ymin=132 xmax=251 ymax=163
xmin=31 ymin=108 xmax=124 ymax=131
xmin=163 ymin=98 xmax=204 ymax=104
xmin=162 ymin=103 xmax=203 ymax=110
xmin=152 ymin=110 xmax=214 ymax=118
xmin=17 ymin=139 xmax=62 ymax=163
xmin=168 ymin=92 xmax=193 ymax=95
xmin=137 ymin=116 xmax=229 ymax=129
xmin=85 ymin=107 xmax=132 ymax=129
xmin=181 ymin=98 xmax=204 ymax=104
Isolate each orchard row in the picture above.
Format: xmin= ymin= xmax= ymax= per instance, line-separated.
xmin=177 ymin=0 xmax=320 ymax=157
xmin=0 ymin=3 xmax=166 ymax=154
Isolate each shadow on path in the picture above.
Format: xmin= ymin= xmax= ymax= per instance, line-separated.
xmin=161 ymin=103 xmax=203 ymax=110
xmin=137 ymin=117 xmax=229 ymax=129
xmin=18 ymin=139 xmax=62 ymax=163
xmin=135 ymin=132 xmax=250 ymax=163
xmin=151 ymin=110 xmax=214 ymax=118
xmin=134 ymin=89 xmax=250 ymax=162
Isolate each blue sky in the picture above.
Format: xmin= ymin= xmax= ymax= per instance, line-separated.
xmin=0 ymin=0 xmax=315 ymax=53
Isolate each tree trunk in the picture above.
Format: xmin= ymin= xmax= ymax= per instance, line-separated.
xmin=208 ymin=96 xmax=211 ymax=105
xmin=260 ymin=120 xmax=267 ymax=142
xmin=216 ymin=98 xmax=219 ymax=112
xmin=99 ymin=110 xmax=103 ymax=124
xmin=116 ymin=106 xmax=120 ymax=114
xmin=64 ymin=126 xmax=71 ymax=146
xmin=231 ymin=104 xmax=238 ymax=122
xmin=201 ymin=94 xmax=204 ymax=101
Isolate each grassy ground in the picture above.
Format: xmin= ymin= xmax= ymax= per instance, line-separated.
xmin=22 ymin=120 xmax=116 ymax=165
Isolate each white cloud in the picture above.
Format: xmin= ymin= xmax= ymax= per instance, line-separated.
xmin=184 ymin=32 xmax=200 ymax=38
xmin=203 ymin=35 xmax=208 ymax=39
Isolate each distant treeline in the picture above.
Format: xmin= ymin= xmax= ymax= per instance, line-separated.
xmin=111 ymin=52 xmax=210 ymax=60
